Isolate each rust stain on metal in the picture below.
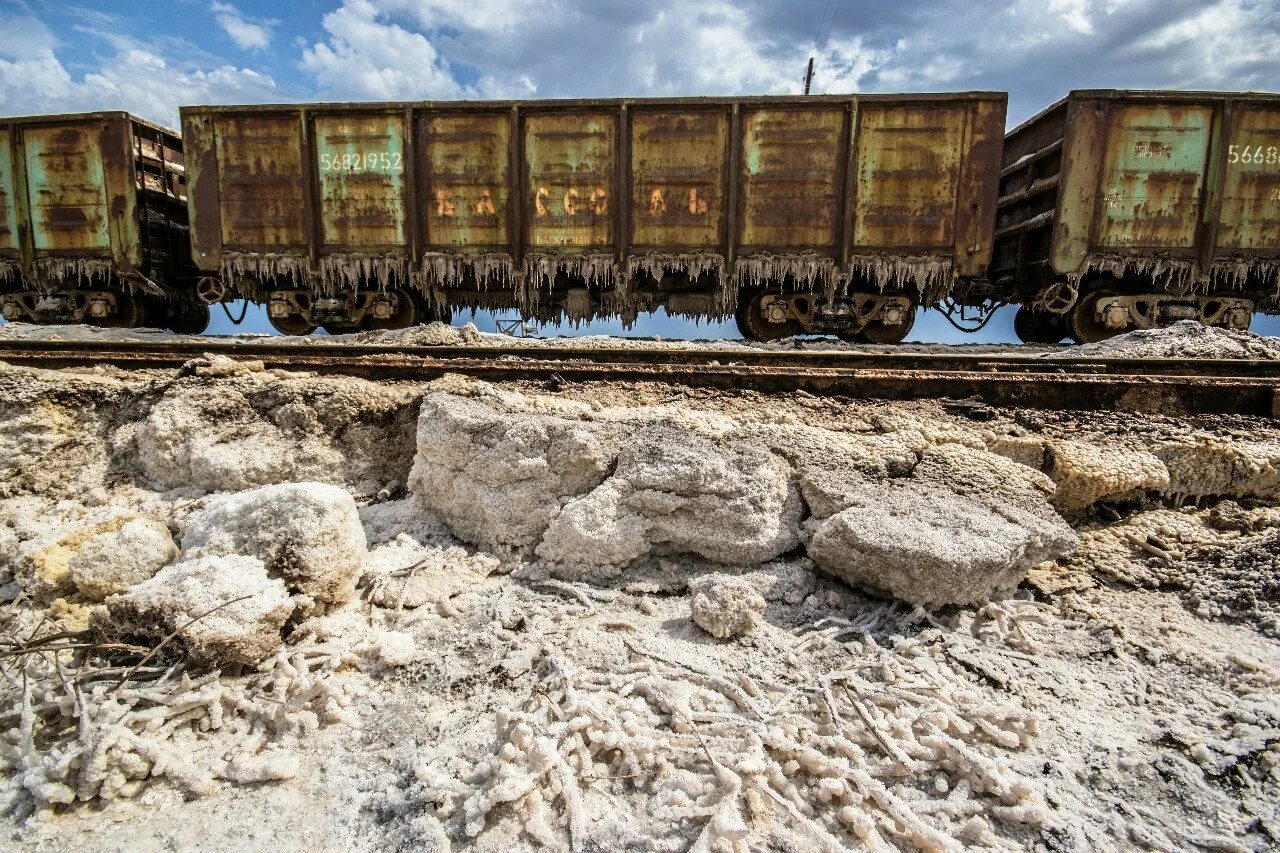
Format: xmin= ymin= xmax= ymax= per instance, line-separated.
xmin=421 ymin=112 xmax=510 ymax=251
xmin=737 ymin=106 xmax=844 ymax=251
xmin=853 ymin=106 xmax=965 ymax=251
xmin=630 ymin=109 xmax=727 ymax=249
xmin=214 ymin=115 xmax=307 ymax=249
xmin=315 ymin=113 xmax=406 ymax=248
xmin=524 ymin=112 xmax=615 ymax=250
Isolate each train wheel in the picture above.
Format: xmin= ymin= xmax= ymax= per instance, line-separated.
xmin=363 ymin=288 xmax=424 ymax=331
xmin=1068 ymin=291 xmax=1122 ymax=344
xmin=735 ymin=290 xmax=799 ymax=341
xmin=91 ymin=292 xmax=142 ymax=328
xmin=1013 ymin=306 xmax=1066 ymax=344
xmin=859 ymin=304 xmax=917 ymax=344
xmin=268 ymin=313 xmax=316 ymax=335
xmin=166 ymin=301 xmax=210 ymax=335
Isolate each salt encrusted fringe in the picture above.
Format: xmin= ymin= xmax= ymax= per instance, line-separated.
xmin=628 ymin=252 xmax=731 ymax=312
xmin=316 ymin=253 xmax=408 ymax=294
xmin=33 ymin=257 xmax=114 ymax=284
xmin=849 ymin=254 xmax=955 ymax=302
xmin=419 ymin=252 xmax=514 ymax=290
xmin=520 ymin=252 xmax=620 ymax=317
xmin=733 ymin=253 xmax=837 ymax=291
xmin=219 ymin=252 xmax=311 ymax=299
xmin=1070 ymin=254 xmax=1201 ymax=293
xmin=1211 ymin=256 xmax=1280 ymax=294
xmin=0 ymin=259 xmax=17 ymax=284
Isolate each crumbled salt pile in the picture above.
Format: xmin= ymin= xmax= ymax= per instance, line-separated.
xmin=689 ymin=574 xmax=766 ymax=638
xmin=1054 ymin=320 xmax=1280 ymax=360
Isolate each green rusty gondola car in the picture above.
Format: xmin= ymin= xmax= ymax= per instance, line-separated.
xmin=989 ymin=90 xmax=1280 ymax=343
xmin=0 ymin=111 xmax=208 ymax=331
xmin=181 ymin=93 xmax=1007 ymax=339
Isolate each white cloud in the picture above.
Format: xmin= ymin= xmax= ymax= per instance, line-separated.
xmin=0 ymin=14 xmax=282 ymax=128
xmin=211 ymin=2 xmax=276 ymax=51
xmin=300 ymin=0 xmax=467 ymax=99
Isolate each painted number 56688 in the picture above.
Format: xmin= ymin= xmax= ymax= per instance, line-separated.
xmin=1228 ymin=144 xmax=1279 ymax=165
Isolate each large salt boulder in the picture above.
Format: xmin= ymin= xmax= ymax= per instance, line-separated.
xmin=180 ymin=482 xmax=366 ymax=604
xmin=68 ymin=517 xmax=178 ymax=601
xmin=407 ymin=390 xmax=618 ymax=547
xmin=536 ymin=429 xmax=802 ymax=571
xmin=100 ymin=555 xmax=295 ymax=667
xmin=806 ymin=444 xmax=1078 ymax=607
xmin=1046 ymin=440 xmax=1169 ymax=515
xmin=807 ymin=482 xmax=1076 ymax=607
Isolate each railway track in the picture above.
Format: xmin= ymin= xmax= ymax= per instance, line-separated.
xmin=1 ymin=337 xmax=1277 ymax=417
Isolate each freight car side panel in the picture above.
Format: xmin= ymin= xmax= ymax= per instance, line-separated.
xmin=1092 ymin=104 xmax=1211 ymax=250
xmin=0 ymin=131 xmax=16 ymax=253
xmin=422 ymin=112 xmax=510 ymax=250
xmin=738 ymin=107 xmax=844 ymax=251
xmin=23 ymin=123 xmax=111 ymax=252
xmin=630 ymin=109 xmax=727 ymax=249
xmin=852 ymin=106 xmax=964 ymax=250
xmin=214 ymin=116 xmax=306 ymax=249
xmin=1217 ymin=107 xmax=1280 ymax=251
xmin=524 ymin=113 xmax=615 ymax=250
xmin=314 ymin=114 xmax=406 ymax=248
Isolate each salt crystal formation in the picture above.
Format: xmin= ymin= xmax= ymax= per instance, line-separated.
xmin=689 ymin=574 xmax=766 ymax=638
xmin=67 ymin=517 xmax=177 ymax=601
xmin=99 ymin=555 xmax=297 ymax=667
xmin=179 ymin=482 xmax=368 ymax=605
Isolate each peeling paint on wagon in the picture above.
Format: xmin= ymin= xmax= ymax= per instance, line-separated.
xmin=23 ymin=123 xmax=112 ymax=252
xmin=524 ymin=112 xmax=615 ymax=250
xmin=315 ymin=113 xmax=406 ymax=248
xmin=853 ymin=107 xmax=965 ymax=251
xmin=421 ymin=112 xmax=510 ymax=251
xmin=0 ymin=130 xmax=17 ymax=256
xmin=1218 ymin=106 xmax=1280 ymax=253
xmin=214 ymin=115 xmax=307 ymax=250
xmin=630 ymin=108 xmax=727 ymax=250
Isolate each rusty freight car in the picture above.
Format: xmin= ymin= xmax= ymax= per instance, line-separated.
xmin=989 ymin=90 xmax=1280 ymax=343
xmin=182 ymin=93 xmax=1005 ymax=339
xmin=0 ymin=112 xmax=207 ymax=331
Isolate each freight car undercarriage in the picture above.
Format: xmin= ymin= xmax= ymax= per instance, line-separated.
xmin=1004 ymin=276 xmax=1258 ymax=344
xmin=1 ymin=280 xmax=210 ymax=334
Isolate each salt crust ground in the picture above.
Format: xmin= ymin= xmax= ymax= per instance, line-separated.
xmin=0 ymin=353 xmax=1277 ymax=851
xmin=7 ymin=317 xmax=1278 ymax=359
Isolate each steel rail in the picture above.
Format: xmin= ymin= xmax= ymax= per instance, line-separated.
xmin=0 ymin=338 xmax=1276 ymax=417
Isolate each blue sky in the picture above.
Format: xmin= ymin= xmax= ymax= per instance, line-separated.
xmin=3 ymin=0 xmax=1278 ymax=340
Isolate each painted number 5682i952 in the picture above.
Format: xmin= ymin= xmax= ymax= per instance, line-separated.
xmin=320 ymin=151 xmax=403 ymax=173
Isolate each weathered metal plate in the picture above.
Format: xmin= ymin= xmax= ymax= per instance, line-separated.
xmin=1217 ymin=106 xmax=1280 ymax=251
xmin=524 ymin=113 xmax=615 ymax=250
xmin=630 ymin=109 xmax=727 ymax=249
xmin=23 ymin=123 xmax=110 ymax=251
xmin=738 ymin=107 xmax=844 ymax=250
xmin=215 ymin=115 xmax=306 ymax=248
xmin=314 ymin=113 xmax=406 ymax=248
xmin=422 ymin=112 xmax=509 ymax=250
xmin=1093 ymin=104 xmax=1212 ymax=250
xmin=853 ymin=106 xmax=965 ymax=249
xmin=0 ymin=130 xmax=17 ymax=253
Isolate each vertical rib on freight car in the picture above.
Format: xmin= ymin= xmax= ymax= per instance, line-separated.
xmin=182 ymin=93 xmax=1005 ymax=339
xmin=0 ymin=112 xmax=205 ymax=331
xmin=991 ymin=90 xmax=1280 ymax=343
